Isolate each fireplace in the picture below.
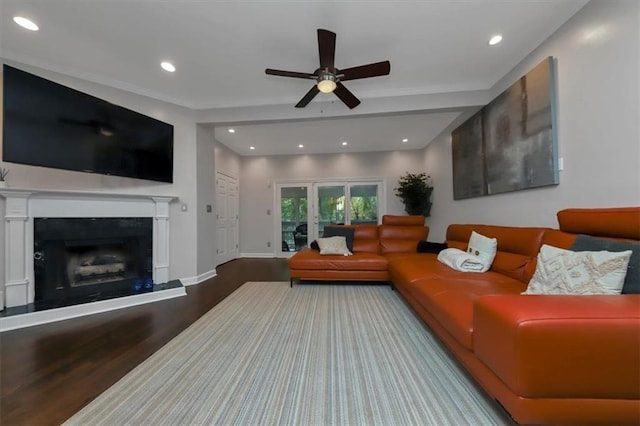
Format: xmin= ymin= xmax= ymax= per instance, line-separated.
xmin=33 ymin=218 xmax=153 ymax=308
xmin=0 ymin=190 xmax=184 ymax=330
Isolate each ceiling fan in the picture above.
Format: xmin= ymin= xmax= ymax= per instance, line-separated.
xmin=265 ymin=29 xmax=391 ymax=109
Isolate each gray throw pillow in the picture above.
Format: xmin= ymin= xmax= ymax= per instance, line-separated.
xmin=323 ymin=226 xmax=355 ymax=252
xmin=417 ymin=241 xmax=448 ymax=254
xmin=571 ymin=234 xmax=640 ymax=294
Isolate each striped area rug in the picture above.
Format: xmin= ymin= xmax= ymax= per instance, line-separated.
xmin=65 ymin=282 xmax=511 ymax=425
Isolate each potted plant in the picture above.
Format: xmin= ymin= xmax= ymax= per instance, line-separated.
xmin=0 ymin=167 xmax=8 ymax=188
xmin=395 ymin=172 xmax=433 ymax=217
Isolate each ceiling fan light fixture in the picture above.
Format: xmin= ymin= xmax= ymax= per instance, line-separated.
xmin=317 ymin=74 xmax=337 ymax=93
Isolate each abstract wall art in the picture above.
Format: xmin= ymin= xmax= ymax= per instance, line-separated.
xmin=452 ymin=57 xmax=559 ymax=200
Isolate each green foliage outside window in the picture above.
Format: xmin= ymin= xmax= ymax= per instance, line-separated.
xmin=281 ymin=197 xmax=307 ymax=222
xmin=350 ymin=196 xmax=377 ymax=223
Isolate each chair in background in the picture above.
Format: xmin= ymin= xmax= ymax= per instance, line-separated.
xmin=292 ymin=223 xmax=308 ymax=251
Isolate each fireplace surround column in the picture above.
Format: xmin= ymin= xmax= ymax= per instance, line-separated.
xmin=3 ymin=191 xmax=32 ymax=307
xmin=152 ymin=197 xmax=172 ymax=284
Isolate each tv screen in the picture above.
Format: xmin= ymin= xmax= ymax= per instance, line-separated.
xmin=2 ymin=65 xmax=174 ymax=183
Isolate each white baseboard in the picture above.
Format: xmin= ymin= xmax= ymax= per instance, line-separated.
xmin=0 ymin=286 xmax=186 ymax=332
xmin=180 ymin=268 xmax=217 ymax=287
xmin=240 ymin=253 xmax=276 ymax=258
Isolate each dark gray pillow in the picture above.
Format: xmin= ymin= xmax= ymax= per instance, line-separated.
xmin=323 ymin=226 xmax=355 ymax=252
xmin=571 ymin=234 xmax=640 ymax=294
xmin=310 ymin=240 xmax=320 ymax=250
xmin=417 ymin=241 xmax=448 ymax=254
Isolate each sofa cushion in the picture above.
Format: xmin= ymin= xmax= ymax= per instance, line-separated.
xmin=352 ymin=225 xmax=381 ymax=253
xmin=323 ymin=226 xmax=355 ymax=252
xmin=382 ymin=215 xmax=425 ymax=226
xmin=403 ymin=276 xmax=526 ymax=349
xmin=571 ymin=234 xmax=640 ymax=294
xmin=557 ymin=207 xmax=640 ymax=240
xmin=447 ymin=225 xmax=547 ymax=282
xmin=379 ymin=224 xmax=429 ymax=254
xmin=417 ymin=241 xmax=448 ymax=254
xmin=540 ymin=229 xmax=577 ymax=250
xmin=523 ymin=244 xmax=631 ymax=295
xmin=288 ymin=248 xmax=387 ymax=271
xmin=474 ymin=294 xmax=640 ymax=399
xmin=387 ymin=254 xmax=450 ymax=284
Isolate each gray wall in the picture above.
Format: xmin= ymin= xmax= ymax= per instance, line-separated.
xmin=239 ymin=150 xmax=426 ymax=255
xmin=195 ymin=125 xmax=217 ymax=276
xmin=424 ymin=0 xmax=640 ymax=241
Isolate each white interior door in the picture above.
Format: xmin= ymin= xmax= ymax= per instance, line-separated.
xmin=216 ymin=172 xmax=239 ymax=265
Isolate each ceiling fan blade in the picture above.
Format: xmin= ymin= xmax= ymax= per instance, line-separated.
xmin=295 ymin=85 xmax=320 ymax=108
xmin=265 ymin=69 xmax=315 ymax=79
xmin=340 ymin=61 xmax=391 ymax=81
xmin=333 ymin=82 xmax=360 ymax=109
xmin=318 ymin=29 xmax=336 ymax=70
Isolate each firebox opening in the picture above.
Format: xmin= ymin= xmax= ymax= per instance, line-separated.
xmin=67 ymin=244 xmax=134 ymax=287
xmin=34 ymin=217 xmax=153 ymax=309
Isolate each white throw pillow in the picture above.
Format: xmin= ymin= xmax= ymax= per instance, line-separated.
xmin=317 ymin=236 xmax=352 ymax=256
xmin=523 ymin=244 xmax=632 ymax=295
xmin=466 ymin=231 xmax=497 ymax=272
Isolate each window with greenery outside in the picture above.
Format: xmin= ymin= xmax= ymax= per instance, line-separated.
xmin=395 ymin=172 xmax=433 ymax=217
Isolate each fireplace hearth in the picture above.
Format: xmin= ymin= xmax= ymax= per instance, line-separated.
xmin=34 ymin=217 xmax=153 ymax=309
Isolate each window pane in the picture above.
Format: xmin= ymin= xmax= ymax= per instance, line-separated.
xmin=317 ymin=185 xmax=345 ymax=236
xmin=280 ymin=186 xmax=307 ymax=252
xmin=350 ymin=184 xmax=378 ymax=224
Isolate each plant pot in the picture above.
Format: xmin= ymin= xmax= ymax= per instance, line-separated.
xmin=0 ymin=181 xmax=6 ymax=189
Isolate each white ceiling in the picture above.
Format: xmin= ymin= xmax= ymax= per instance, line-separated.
xmin=1 ymin=0 xmax=588 ymax=156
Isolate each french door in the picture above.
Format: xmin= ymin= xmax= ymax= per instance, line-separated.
xmin=276 ymin=179 xmax=383 ymax=254
xmin=313 ymin=182 xmax=380 ymax=239
xmin=276 ymin=184 xmax=313 ymax=254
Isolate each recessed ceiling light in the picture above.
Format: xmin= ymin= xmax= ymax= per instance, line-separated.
xmin=249 ymin=146 xmax=255 ymax=150
xmin=341 ymin=141 xmax=348 ymax=146
xmin=402 ymin=138 xmax=409 ymax=143
xmin=13 ymin=16 xmax=39 ymax=31
xmin=228 ymin=128 xmax=235 ymax=133
xmin=489 ymin=34 xmax=503 ymax=46
xmin=298 ymin=144 xmax=304 ymax=148
xmin=161 ymin=61 xmax=176 ymax=72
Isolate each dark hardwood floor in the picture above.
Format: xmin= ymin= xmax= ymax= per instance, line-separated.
xmin=0 ymin=258 xmax=290 ymax=426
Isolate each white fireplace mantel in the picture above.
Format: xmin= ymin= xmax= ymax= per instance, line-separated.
xmin=1 ymin=188 xmax=178 ymax=308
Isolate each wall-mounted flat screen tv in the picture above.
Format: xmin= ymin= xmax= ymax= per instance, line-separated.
xmin=2 ymin=65 xmax=174 ymax=183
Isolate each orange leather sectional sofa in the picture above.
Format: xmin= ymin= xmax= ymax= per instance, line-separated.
xmin=287 ymin=208 xmax=640 ymax=425
xmin=289 ymin=215 xmax=429 ymax=282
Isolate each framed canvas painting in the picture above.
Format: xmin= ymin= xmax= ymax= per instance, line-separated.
xmin=452 ymin=57 xmax=559 ymax=200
